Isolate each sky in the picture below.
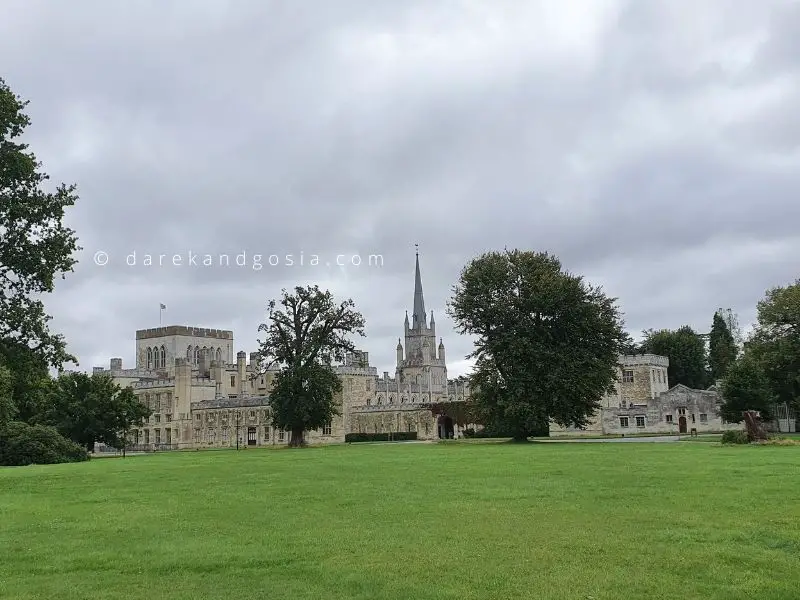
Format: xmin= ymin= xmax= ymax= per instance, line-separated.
xmin=2 ymin=0 xmax=799 ymax=377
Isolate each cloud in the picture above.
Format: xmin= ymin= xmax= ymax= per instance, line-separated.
xmin=2 ymin=0 xmax=798 ymax=377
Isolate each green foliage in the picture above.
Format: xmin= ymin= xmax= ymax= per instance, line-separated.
xmin=447 ymin=249 xmax=626 ymax=440
xmin=256 ymin=285 xmax=365 ymax=447
xmin=747 ymin=280 xmax=800 ymax=411
xmin=721 ymin=429 xmax=750 ymax=445
xmin=719 ymin=353 xmax=775 ymax=422
xmin=0 ymin=78 xmax=80 ymax=369
xmin=0 ymin=364 xmax=16 ymax=425
xmin=0 ymin=338 xmax=53 ymax=422
xmin=344 ymin=432 xmax=418 ymax=443
xmin=641 ymin=326 xmax=708 ymax=389
xmin=709 ymin=311 xmax=737 ymax=382
xmin=0 ymin=421 xmax=88 ymax=465
xmin=39 ymin=372 xmax=151 ymax=451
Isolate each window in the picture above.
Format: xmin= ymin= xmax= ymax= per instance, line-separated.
xmin=165 ymin=428 xmax=171 ymax=444
xmin=222 ymin=428 xmax=229 ymax=443
xmin=700 ymin=413 xmax=708 ymax=423
xmin=208 ymin=429 xmax=215 ymax=442
xmin=155 ymin=394 xmax=161 ymax=412
xmin=230 ymin=375 xmax=236 ymax=387
xmin=278 ymin=430 xmax=285 ymax=442
xmin=635 ymin=416 xmax=645 ymax=427
xmin=622 ymin=370 xmax=634 ymax=383
xmin=678 ymin=407 xmax=686 ymax=415
xmin=619 ymin=417 xmax=629 ymax=428
xmin=389 ymin=395 xmax=394 ymax=404
xmin=166 ymin=414 xmax=172 ymax=422
xmin=264 ymin=427 xmax=270 ymax=441
xmin=691 ymin=414 xmax=696 ymax=423
xmin=366 ymin=379 xmax=371 ymax=391
xmin=187 ymin=346 xmax=192 ymax=362
xmin=144 ymin=430 xmax=150 ymax=444
xmin=155 ymin=429 xmax=161 ymax=444
xmin=194 ymin=429 xmax=200 ymax=442
xmin=160 ymin=346 xmax=166 ymax=369
xmin=665 ymin=414 xmax=673 ymax=423
xmin=249 ymin=411 xmax=256 ymax=420
xmin=196 ymin=414 xmax=201 ymax=422
xmin=154 ymin=414 xmax=161 ymax=424
xmin=322 ymin=422 xmax=332 ymax=436
xmin=146 ymin=347 xmax=153 ymax=369
xmin=247 ymin=427 xmax=257 ymax=445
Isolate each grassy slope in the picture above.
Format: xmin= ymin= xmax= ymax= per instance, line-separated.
xmin=1 ymin=442 xmax=799 ymax=600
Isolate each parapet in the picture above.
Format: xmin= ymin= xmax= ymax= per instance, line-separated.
xmin=136 ymin=326 xmax=234 ymax=340
xmin=619 ymin=354 xmax=669 ymax=368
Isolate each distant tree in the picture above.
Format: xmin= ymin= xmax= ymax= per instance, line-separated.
xmin=0 ymin=365 xmax=16 ymax=425
xmin=747 ymin=279 xmax=800 ymax=411
xmin=620 ymin=331 xmax=640 ymax=354
xmin=0 ymin=78 xmax=80 ymax=369
xmin=641 ymin=326 xmax=708 ymax=389
xmin=709 ymin=311 xmax=737 ymax=382
xmin=40 ymin=372 xmax=149 ymax=452
xmin=255 ymin=285 xmax=365 ymax=447
xmin=719 ymin=353 xmax=775 ymax=423
xmin=447 ymin=250 xmax=626 ymax=441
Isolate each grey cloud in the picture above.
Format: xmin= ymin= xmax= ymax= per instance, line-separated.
xmin=1 ymin=0 xmax=798 ymax=375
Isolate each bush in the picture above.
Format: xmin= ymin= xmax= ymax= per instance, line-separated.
xmin=345 ymin=432 xmax=417 ymax=443
xmin=0 ymin=421 xmax=89 ymax=466
xmin=721 ymin=429 xmax=750 ymax=445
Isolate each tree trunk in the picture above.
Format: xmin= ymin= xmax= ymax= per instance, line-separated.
xmin=289 ymin=428 xmax=306 ymax=448
xmin=510 ymin=429 xmax=530 ymax=443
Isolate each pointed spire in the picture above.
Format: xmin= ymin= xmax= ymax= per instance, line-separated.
xmin=412 ymin=244 xmax=426 ymax=329
xmin=430 ymin=310 xmax=435 ymax=324
xmin=397 ymin=338 xmax=402 ymax=349
xmin=439 ymin=337 xmax=444 ymax=347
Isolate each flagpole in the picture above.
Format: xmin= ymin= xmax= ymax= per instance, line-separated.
xmin=160 ymin=305 xmax=163 ymax=326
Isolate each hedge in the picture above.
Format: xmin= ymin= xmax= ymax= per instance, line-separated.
xmin=0 ymin=421 xmax=89 ymax=466
xmin=345 ymin=432 xmax=418 ymax=443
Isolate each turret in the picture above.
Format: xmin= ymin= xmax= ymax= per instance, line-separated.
xmin=430 ymin=311 xmax=435 ymax=336
xmin=404 ymin=311 xmax=409 ymax=333
xmin=396 ymin=338 xmax=403 ymax=364
xmin=237 ymin=351 xmax=247 ymax=396
xmin=438 ymin=338 xmax=445 ymax=362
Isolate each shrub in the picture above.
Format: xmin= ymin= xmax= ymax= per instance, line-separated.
xmin=345 ymin=432 xmax=417 ymax=443
xmin=721 ymin=429 xmax=750 ymax=445
xmin=0 ymin=421 xmax=89 ymax=466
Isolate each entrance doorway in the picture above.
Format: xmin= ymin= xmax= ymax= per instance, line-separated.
xmin=438 ymin=416 xmax=454 ymax=439
xmin=247 ymin=427 xmax=257 ymax=446
xmin=678 ymin=416 xmax=687 ymax=434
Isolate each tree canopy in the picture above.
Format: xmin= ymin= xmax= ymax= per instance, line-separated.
xmin=719 ymin=352 xmax=775 ymax=423
xmin=709 ymin=310 xmax=737 ymax=382
xmin=0 ymin=77 xmax=80 ymax=369
xmin=39 ymin=372 xmax=150 ymax=451
xmin=641 ymin=326 xmax=708 ymax=389
xmin=256 ymin=285 xmax=365 ymax=447
xmin=447 ymin=250 xmax=626 ymax=440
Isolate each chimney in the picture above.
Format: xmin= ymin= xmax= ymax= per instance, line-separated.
xmin=237 ymin=351 xmax=247 ymax=396
xmin=249 ymin=352 xmax=259 ymax=370
xmin=110 ymin=358 xmax=122 ymax=371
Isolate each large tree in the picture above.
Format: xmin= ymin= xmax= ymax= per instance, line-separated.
xmin=40 ymin=372 xmax=150 ymax=452
xmin=641 ymin=326 xmax=708 ymax=389
xmin=0 ymin=365 xmax=16 ymax=425
xmin=255 ymin=285 xmax=365 ymax=447
xmin=0 ymin=338 xmax=52 ymax=422
xmin=447 ymin=250 xmax=627 ymax=441
xmin=708 ymin=311 xmax=737 ymax=382
xmin=747 ymin=279 xmax=800 ymax=411
xmin=719 ymin=352 xmax=775 ymax=423
xmin=1 ymin=78 xmax=80 ymax=369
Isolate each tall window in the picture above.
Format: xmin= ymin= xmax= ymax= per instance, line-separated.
xmin=635 ymin=416 xmax=645 ymax=427
xmin=216 ymin=348 xmax=222 ymax=362
xmin=146 ymin=347 xmax=152 ymax=369
xmin=622 ymin=370 xmax=634 ymax=383
xmin=322 ymin=422 xmax=332 ymax=435
xmin=194 ymin=346 xmax=199 ymax=364
xmin=159 ymin=346 xmax=166 ymax=369
xmin=187 ymin=346 xmax=192 ymax=362
xmin=155 ymin=429 xmax=161 ymax=444
xmin=230 ymin=375 xmax=236 ymax=387
xmin=619 ymin=417 xmax=629 ymax=428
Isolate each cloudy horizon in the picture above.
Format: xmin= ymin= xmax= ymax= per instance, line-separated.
xmin=3 ymin=0 xmax=798 ymax=377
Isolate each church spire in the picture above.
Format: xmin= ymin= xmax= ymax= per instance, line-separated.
xmin=412 ymin=244 xmax=426 ymax=329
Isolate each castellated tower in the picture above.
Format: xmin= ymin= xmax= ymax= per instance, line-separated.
xmin=395 ymin=250 xmax=448 ymax=393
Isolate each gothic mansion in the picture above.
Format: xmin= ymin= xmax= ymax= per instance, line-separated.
xmin=98 ymin=254 xmax=739 ymax=448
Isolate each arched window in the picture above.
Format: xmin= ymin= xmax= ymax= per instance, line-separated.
xmin=377 ymin=396 xmax=383 ymax=405
xmin=411 ymin=396 xmax=416 ymax=403
xmin=400 ymin=396 xmax=406 ymax=404
xmin=187 ymin=346 xmax=192 ymax=362
xmin=146 ymin=347 xmax=152 ymax=369
xmin=389 ymin=395 xmax=394 ymax=404
xmin=216 ymin=348 xmax=222 ymax=363
xmin=194 ymin=346 xmax=199 ymax=364
xmin=160 ymin=346 xmax=166 ymax=369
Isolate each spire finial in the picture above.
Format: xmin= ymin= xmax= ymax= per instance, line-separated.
xmin=415 ymin=243 xmax=419 ymax=256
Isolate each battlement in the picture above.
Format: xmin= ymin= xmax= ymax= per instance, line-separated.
xmin=619 ymin=354 xmax=669 ymax=368
xmin=136 ymin=326 xmax=234 ymax=340
xmin=192 ymin=396 xmax=271 ymax=410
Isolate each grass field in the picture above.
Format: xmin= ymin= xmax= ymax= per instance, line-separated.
xmin=1 ymin=441 xmax=799 ymax=600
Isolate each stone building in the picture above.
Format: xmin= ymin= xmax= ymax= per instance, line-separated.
xmin=98 ymin=252 xmax=741 ymax=449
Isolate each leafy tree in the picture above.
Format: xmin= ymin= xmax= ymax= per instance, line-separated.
xmin=0 ymin=77 xmax=80 ymax=369
xmin=0 ymin=421 xmax=88 ymax=466
xmin=747 ymin=279 xmax=800 ymax=410
xmin=641 ymin=326 xmax=708 ymax=389
xmin=0 ymin=338 xmax=52 ymax=422
xmin=709 ymin=311 xmax=737 ymax=382
xmin=0 ymin=364 xmax=16 ymax=425
xmin=447 ymin=250 xmax=626 ymax=441
xmin=620 ymin=331 xmax=641 ymax=354
xmin=40 ymin=372 xmax=150 ymax=452
xmin=255 ymin=285 xmax=365 ymax=447
xmin=719 ymin=353 xmax=775 ymax=423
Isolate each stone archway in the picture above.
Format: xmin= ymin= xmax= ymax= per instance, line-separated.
xmin=678 ymin=416 xmax=687 ymax=434
xmin=438 ymin=416 xmax=454 ymax=439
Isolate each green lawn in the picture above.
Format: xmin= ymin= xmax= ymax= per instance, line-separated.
xmin=1 ymin=442 xmax=799 ymax=600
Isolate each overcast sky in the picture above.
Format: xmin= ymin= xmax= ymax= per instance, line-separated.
xmin=3 ymin=1 xmax=799 ymax=377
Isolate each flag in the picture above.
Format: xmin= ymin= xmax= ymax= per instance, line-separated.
xmin=160 ymin=303 xmax=166 ymax=310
